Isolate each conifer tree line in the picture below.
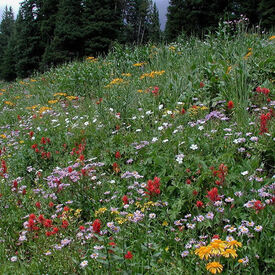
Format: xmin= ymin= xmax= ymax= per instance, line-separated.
xmin=0 ymin=0 xmax=274 ymax=81
xmin=0 ymin=0 xmax=161 ymax=81
xmin=165 ymin=0 xmax=275 ymax=41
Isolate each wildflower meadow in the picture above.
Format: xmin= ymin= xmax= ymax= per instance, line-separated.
xmin=0 ymin=27 xmax=274 ymax=274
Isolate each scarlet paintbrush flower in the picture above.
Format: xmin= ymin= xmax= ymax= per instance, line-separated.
xmin=122 ymin=195 xmax=129 ymax=205
xmin=181 ymin=108 xmax=186 ymax=114
xmin=207 ymin=187 xmax=220 ymax=202
xmin=254 ymin=200 xmax=265 ymax=211
xmin=13 ymin=180 xmax=18 ymax=188
xmin=64 ymin=206 xmax=69 ymax=212
xmin=44 ymin=219 xmax=52 ymax=228
xmin=79 ymin=226 xmax=85 ymax=231
xmin=186 ymin=179 xmax=191 ymax=185
xmin=227 ymin=101 xmax=234 ymax=109
xmin=124 ymin=251 xmax=133 ymax=259
xmin=52 ymin=227 xmax=59 ymax=234
xmin=35 ymin=202 xmax=41 ymax=208
xmin=79 ymin=154 xmax=85 ymax=161
xmin=29 ymin=131 xmax=34 ymax=138
xmin=29 ymin=213 xmax=36 ymax=220
xmin=260 ymin=113 xmax=271 ymax=134
xmin=48 ymin=201 xmax=54 ymax=208
xmin=61 ymin=220 xmax=69 ymax=228
xmin=92 ymin=219 xmax=101 ymax=233
xmin=200 ymin=81 xmax=205 ymax=88
xmin=115 ymin=151 xmax=121 ymax=159
xmin=196 ymin=201 xmax=204 ymax=208
xmin=145 ymin=177 xmax=161 ymax=197
xmin=68 ymin=167 xmax=73 ymax=173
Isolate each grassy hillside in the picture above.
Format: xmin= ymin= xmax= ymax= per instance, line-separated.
xmin=0 ymin=27 xmax=274 ymax=274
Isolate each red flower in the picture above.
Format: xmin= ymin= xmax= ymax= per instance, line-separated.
xmin=52 ymin=227 xmax=59 ymax=234
xmin=29 ymin=213 xmax=36 ymax=220
xmin=193 ymin=190 xmax=198 ymax=196
xmin=92 ymin=219 xmax=101 ymax=233
xmin=152 ymin=86 xmax=159 ymax=96
xmin=35 ymin=202 xmax=41 ymax=208
xmin=253 ymin=200 xmax=265 ymax=211
xmin=186 ymin=179 xmax=191 ymax=185
xmin=200 ymin=81 xmax=205 ymax=88
xmin=227 ymin=101 xmax=234 ymax=109
xmin=196 ymin=201 xmax=204 ymax=208
xmin=206 ymin=187 xmax=220 ymax=202
xmin=79 ymin=226 xmax=85 ymax=231
xmin=29 ymin=131 xmax=34 ymax=138
xmin=61 ymin=220 xmax=69 ymax=228
xmin=260 ymin=113 xmax=271 ymax=134
xmin=38 ymin=214 xmax=45 ymax=223
xmin=181 ymin=108 xmax=186 ymax=114
xmin=64 ymin=206 xmax=69 ymax=212
xmin=48 ymin=201 xmax=54 ymax=208
xmin=44 ymin=219 xmax=52 ymax=228
xmin=45 ymin=231 xmax=52 ymax=237
xmin=124 ymin=251 xmax=133 ymax=259
xmin=68 ymin=167 xmax=73 ymax=173
xmin=122 ymin=195 xmax=129 ymax=205
xmin=115 ymin=151 xmax=121 ymax=159
xmin=145 ymin=177 xmax=161 ymax=197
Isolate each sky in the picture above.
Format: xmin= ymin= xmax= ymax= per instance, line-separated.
xmin=0 ymin=0 xmax=169 ymax=30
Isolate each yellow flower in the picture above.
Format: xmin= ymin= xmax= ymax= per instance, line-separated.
xmin=137 ymin=89 xmax=143 ymax=93
xmin=165 ymin=246 xmax=169 ymax=252
xmin=162 ymin=221 xmax=168 ymax=226
xmin=209 ymin=239 xmax=227 ymax=255
xmin=244 ymin=50 xmax=252 ymax=60
xmin=169 ymin=46 xmax=176 ymax=51
xmin=133 ymin=62 xmax=146 ymax=67
xmin=4 ymin=101 xmax=15 ymax=106
xmin=140 ymin=70 xmax=165 ymax=79
xmin=121 ymin=73 xmax=131 ymax=77
xmin=30 ymin=79 xmax=37 ymax=82
xmin=19 ymin=140 xmax=24 ymax=144
xmin=226 ymin=240 xmax=242 ymax=249
xmin=54 ymin=92 xmax=67 ymax=97
xmin=226 ymin=66 xmax=232 ymax=74
xmin=222 ymin=248 xmax=238 ymax=258
xmin=48 ymin=100 xmax=58 ymax=104
xmin=0 ymin=134 xmax=7 ymax=139
xmin=86 ymin=56 xmax=98 ymax=62
xmin=0 ymin=89 xmax=6 ymax=92
xmin=195 ymin=246 xmax=212 ymax=260
xmin=66 ymin=96 xmax=78 ymax=101
xmin=39 ymin=106 xmax=52 ymax=114
xmin=206 ymin=262 xmax=223 ymax=274
xmin=269 ymin=35 xmax=275 ymax=40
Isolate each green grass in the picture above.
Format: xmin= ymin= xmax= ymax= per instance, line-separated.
xmin=0 ymin=26 xmax=274 ymax=274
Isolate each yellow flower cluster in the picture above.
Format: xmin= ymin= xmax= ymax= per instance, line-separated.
xmin=140 ymin=70 xmax=165 ymax=79
xmin=54 ymin=92 xmax=67 ymax=97
xmin=195 ymin=239 xmax=242 ymax=274
xmin=133 ymin=62 xmax=146 ymax=67
xmin=0 ymin=89 xmax=6 ymax=92
xmin=188 ymin=105 xmax=208 ymax=115
xmin=66 ymin=96 xmax=78 ymax=101
xmin=121 ymin=73 xmax=132 ymax=77
xmin=105 ymin=78 xmax=124 ymax=88
xmin=244 ymin=48 xmax=252 ymax=60
xmin=268 ymin=35 xmax=275 ymax=41
xmin=0 ymin=134 xmax=7 ymax=139
xmin=39 ymin=106 xmax=52 ymax=114
xmin=86 ymin=56 xmax=98 ymax=62
xmin=26 ymin=105 xmax=40 ymax=110
xmin=94 ymin=207 xmax=107 ymax=217
xmin=135 ymin=200 xmax=156 ymax=212
xmin=4 ymin=101 xmax=15 ymax=106
xmin=48 ymin=100 xmax=59 ymax=104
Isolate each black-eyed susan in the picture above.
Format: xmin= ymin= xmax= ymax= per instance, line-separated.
xmin=206 ymin=262 xmax=223 ymax=274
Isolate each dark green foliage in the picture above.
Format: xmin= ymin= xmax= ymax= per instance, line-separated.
xmin=149 ymin=2 xmax=161 ymax=43
xmin=123 ymin=0 xmax=159 ymax=44
xmin=258 ymin=0 xmax=275 ymax=29
xmin=14 ymin=1 xmax=44 ymax=78
xmin=43 ymin=0 xmax=83 ymax=66
xmin=83 ymin=0 xmax=123 ymax=56
xmin=0 ymin=6 xmax=16 ymax=81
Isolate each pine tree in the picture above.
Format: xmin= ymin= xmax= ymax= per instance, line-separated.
xmin=0 ymin=6 xmax=15 ymax=80
xmin=148 ymin=2 xmax=161 ymax=43
xmin=123 ymin=0 xmax=154 ymax=44
xmin=44 ymin=0 xmax=83 ymax=66
xmin=83 ymin=0 xmax=123 ymax=56
xmin=39 ymin=0 xmax=60 ymax=70
xmin=165 ymin=0 xmax=185 ymax=41
xmin=258 ymin=0 xmax=275 ymax=29
xmin=15 ymin=1 xmax=44 ymax=78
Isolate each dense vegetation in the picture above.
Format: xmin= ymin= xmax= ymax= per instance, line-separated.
xmin=0 ymin=22 xmax=274 ymax=274
xmin=0 ymin=0 xmax=274 ymax=81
